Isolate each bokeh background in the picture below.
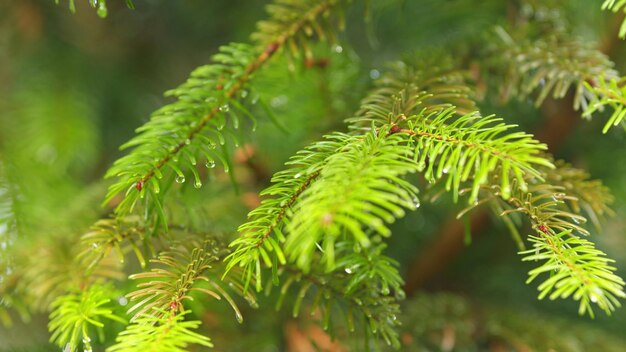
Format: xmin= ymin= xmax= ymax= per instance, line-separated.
xmin=1 ymin=0 xmax=625 ymax=350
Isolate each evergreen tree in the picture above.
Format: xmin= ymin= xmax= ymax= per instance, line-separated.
xmin=2 ymin=0 xmax=626 ymax=350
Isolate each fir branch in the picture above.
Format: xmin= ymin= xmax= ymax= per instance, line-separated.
xmin=277 ymin=247 xmax=404 ymax=349
xmin=347 ymin=56 xmax=477 ymax=131
xmin=48 ymin=284 xmax=126 ymax=352
xmin=107 ymin=309 xmax=212 ymax=352
xmin=227 ymin=55 xmax=478 ymax=288
xmin=392 ymin=108 xmax=551 ymax=203
xmin=493 ymin=27 xmax=626 ymax=133
xmin=226 ymin=132 xmax=354 ymax=289
xmin=125 ymin=239 xmax=253 ymax=323
xmin=334 ymin=241 xmax=403 ymax=297
xmin=104 ymin=0 xmax=350 ymax=231
xmin=104 ymin=43 xmax=258 ymax=230
xmin=543 ymin=160 xmax=615 ymax=229
xmin=286 ymin=130 xmax=419 ymax=272
xmin=583 ymin=76 xmax=626 ymax=133
xmin=253 ymin=0 xmax=348 ymax=61
xmin=458 ymin=168 xmax=625 ymax=316
xmin=20 ymin=236 xmax=123 ymax=312
xmin=345 ymin=61 xmax=620 ymax=315
xmin=521 ymin=230 xmax=625 ymax=318
xmin=603 ymin=0 xmax=626 ymax=38
xmin=228 ymin=65 xmax=549 ymax=286
xmin=78 ymin=217 xmax=152 ymax=272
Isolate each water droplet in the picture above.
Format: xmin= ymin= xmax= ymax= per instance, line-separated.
xmin=270 ymin=95 xmax=288 ymax=108
xmin=64 ymin=343 xmax=72 ymax=352
xmin=235 ymin=311 xmax=243 ymax=323
xmin=176 ymin=175 xmax=186 ymax=183
xmin=381 ymin=286 xmax=390 ymax=295
xmin=395 ymin=290 xmax=406 ymax=300
xmin=334 ymin=45 xmax=343 ymax=53
xmin=83 ymin=336 xmax=93 ymax=352
xmin=118 ymin=296 xmax=128 ymax=306
xmin=219 ymin=104 xmax=230 ymax=112
xmin=345 ymin=268 xmax=353 ymax=274
xmin=590 ymin=294 xmax=598 ymax=303
xmin=240 ymin=90 xmax=248 ymax=98
xmin=92 ymin=243 xmax=99 ymax=249
xmin=185 ymin=139 xmax=191 ymax=145
xmin=442 ymin=167 xmax=450 ymax=174
xmin=206 ymin=160 xmax=216 ymax=168
xmin=194 ymin=180 xmax=202 ymax=189
xmin=369 ymin=69 xmax=380 ymax=79
xmin=294 ymin=173 xmax=302 ymax=179
xmin=251 ymin=93 xmax=260 ymax=104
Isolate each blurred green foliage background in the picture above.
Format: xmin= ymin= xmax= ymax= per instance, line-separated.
xmin=1 ymin=0 xmax=626 ymax=350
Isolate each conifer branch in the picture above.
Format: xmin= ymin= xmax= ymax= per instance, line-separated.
xmin=391 ymin=108 xmax=552 ymax=203
xmin=228 ymin=60 xmax=550 ymax=290
xmin=345 ymin=62 xmax=622 ymax=316
xmin=583 ymin=76 xmax=626 ymax=133
xmin=48 ymin=284 xmax=126 ymax=352
xmin=543 ymin=160 xmax=615 ymax=229
xmin=19 ymin=236 xmax=122 ymax=312
xmin=347 ymin=56 xmax=477 ymax=131
xmin=104 ymin=0 xmax=349 ymax=230
xmin=107 ymin=310 xmax=212 ymax=352
xmin=458 ymin=167 xmax=625 ymax=316
xmin=277 ymin=243 xmax=404 ymax=349
xmin=286 ymin=130 xmax=419 ymax=272
xmin=125 ymin=239 xmax=254 ymax=323
xmin=78 ymin=217 xmax=152 ymax=272
xmin=228 ymin=57 xmax=483 ymax=285
xmin=493 ymin=27 xmax=626 ymax=133
xmin=521 ymin=230 xmax=624 ymax=318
